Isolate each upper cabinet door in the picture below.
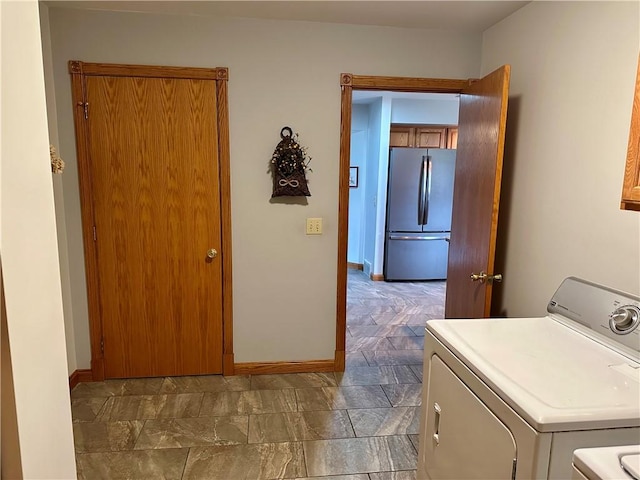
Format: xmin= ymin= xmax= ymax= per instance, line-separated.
xmin=416 ymin=127 xmax=447 ymax=148
xmin=621 ymin=55 xmax=640 ymax=211
xmin=390 ymin=125 xmax=415 ymax=147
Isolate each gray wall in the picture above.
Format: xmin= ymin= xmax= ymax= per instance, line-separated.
xmin=44 ymin=6 xmax=482 ymax=366
xmin=482 ymin=1 xmax=640 ymax=316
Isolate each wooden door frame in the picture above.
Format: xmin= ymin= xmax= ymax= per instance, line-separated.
xmin=335 ymin=73 xmax=473 ymax=371
xmin=69 ymin=61 xmax=235 ymax=380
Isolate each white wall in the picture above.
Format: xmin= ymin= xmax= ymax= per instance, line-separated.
xmin=40 ymin=3 xmax=77 ymax=375
xmin=391 ymin=98 xmax=460 ymax=125
xmin=482 ymin=1 xmax=640 ymax=316
xmin=348 ymin=104 xmax=370 ymax=264
xmin=363 ymin=99 xmax=383 ymax=275
xmin=0 ymin=1 xmax=76 ymax=477
xmin=373 ymin=98 xmax=393 ymax=276
xmin=46 ymin=7 xmax=481 ymax=364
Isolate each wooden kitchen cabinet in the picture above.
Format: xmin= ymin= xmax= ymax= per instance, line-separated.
xmin=416 ymin=127 xmax=447 ymax=148
xmin=389 ymin=125 xmax=416 ymax=147
xmin=447 ymin=127 xmax=458 ymax=149
xmin=621 ymin=55 xmax=640 ymax=211
xmin=390 ymin=124 xmax=457 ymax=149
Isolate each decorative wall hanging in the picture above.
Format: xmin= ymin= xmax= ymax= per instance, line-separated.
xmin=50 ymin=145 xmax=65 ymax=174
xmin=270 ymin=126 xmax=311 ymax=198
xmin=349 ymin=166 xmax=359 ymax=188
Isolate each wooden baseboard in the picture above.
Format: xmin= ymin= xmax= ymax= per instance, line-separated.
xmin=370 ymin=273 xmax=384 ymax=281
xmin=334 ymin=350 xmax=345 ymax=372
xmin=69 ymin=369 xmax=93 ymax=390
xmin=234 ymin=359 xmax=335 ymax=375
xmin=347 ymin=262 xmax=363 ymax=270
xmin=223 ymin=353 xmax=235 ymax=376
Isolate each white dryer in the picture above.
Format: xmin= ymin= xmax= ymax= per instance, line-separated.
xmin=417 ymin=277 xmax=640 ymax=480
xmin=572 ymin=445 xmax=640 ymax=480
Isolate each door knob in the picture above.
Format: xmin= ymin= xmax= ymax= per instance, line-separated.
xmin=470 ymin=271 xmax=502 ymax=283
xmin=207 ymin=248 xmax=218 ymax=259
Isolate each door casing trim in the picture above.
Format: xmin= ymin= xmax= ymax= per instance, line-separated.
xmin=335 ymin=73 xmax=473 ymax=371
xmin=69 ymin=61 xmax=234 ymax=380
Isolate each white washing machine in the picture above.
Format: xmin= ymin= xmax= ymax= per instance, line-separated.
xmin=417 ymin=277 xmax=640 ymax=480
xmin=572 ymin=445 xmax=640 ymax=480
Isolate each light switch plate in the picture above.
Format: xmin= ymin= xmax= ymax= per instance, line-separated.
xmin=306 ymin=217 xmax=322 ymax=235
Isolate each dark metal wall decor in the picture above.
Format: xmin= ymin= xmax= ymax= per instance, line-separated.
xmin=270 ymin=126 xmax=311 ymax=197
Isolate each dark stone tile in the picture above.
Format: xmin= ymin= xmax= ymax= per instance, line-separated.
xmin=346 ymin=336 xmax=396 ymax=351
xmin=382 ymin=384 xmax=423 ymax=407
xmin=293 ymin=476 xmax=369 ymax=480
xmin=248 ymin=410 xmax=355 ymax=443
xmin=335 ymin=366 xmax=419 ymax=386
xmin=370 ymin=471 xmax=418 ymax=480
xmin=349 ymin=325 xmax=415 ymax=338
xmin=250 ymin=372 xmax=337 ymax=390
xmin=303 ymin=436 xmax=416 ymax=476
xmin=71 ymin=397 xmax=108 ymax=423
xmin=345 ymin=352 xmax=370 ymax=367
xmin=409 ymin=325 xmax=426 ymax=337
xmin=296 ymin=386 xmax=391 ymax=411
xmin=134 ymin=416 xmax=248 ymax=449
xmin=346 ymin=315 xmax=377 ymax=326
xmin=363 ymin=350 xmax=424 ymax=366
xmin=76 ymin=449 xmax=188 ymax=480
xmin=71 ymin=378 xmax=164 ymax=399
xmin=182 ymin=442 xmax=306 ymax=479
xmin=409 ymin=364 xmax=423 ymax=382
xmin=199 ymin=389 xmax=297 ymax=416
xmin=348 ymin=407 xmax=420 ymax=436
xmin=159 ymin=375 xmax=250 ymax=394
xmin=96 ymin=393 xmax=203 ymax=421
xmin=387 ymin=336 xmax=424 ymax=350
xmin=408 ymin=434 xmax=420 ymax=453
xmin=73 ymin=421 xmax=144 ymax=453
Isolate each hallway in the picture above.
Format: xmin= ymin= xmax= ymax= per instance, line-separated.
xmin=70 ymin=270 xmax=445 ymax=479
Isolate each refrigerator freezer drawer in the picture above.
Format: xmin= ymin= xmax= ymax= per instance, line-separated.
xmin=384 ymin=235 xmax=449 ymax=281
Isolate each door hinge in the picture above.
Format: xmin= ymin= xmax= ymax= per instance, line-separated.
xmin=93 ymin=225 xmax=97 ymax=241
xmin=100 ymin=337 xmax=104 ymax=354
xmin=511 ymin=458 xmax=517 ymax=480
xmin=77 ymin=101 xmax=89 ymax=119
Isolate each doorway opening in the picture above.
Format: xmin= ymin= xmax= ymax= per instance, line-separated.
xmin=344 ymin=90 xmax=458 ymax=368
xmin=334 ymin=69 xmax=510 ymax=371
xmin=347 ymin=90 xmax=459 ymax=281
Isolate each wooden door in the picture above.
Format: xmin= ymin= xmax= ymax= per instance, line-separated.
xmin=73 ymin=64 xmax=227 ymax=378
xmin=445 ymin=66 xmax=511 ymax=318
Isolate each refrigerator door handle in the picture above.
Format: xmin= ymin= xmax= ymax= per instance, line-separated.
xmin=423 ymin=156 xmax=432 ymax=225
xmin=389 ymin=234 xmax=450 ymax=241
xmin=418 ymin=156 xmax=428 ymax=225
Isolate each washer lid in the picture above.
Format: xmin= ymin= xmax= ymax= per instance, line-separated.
xmin=427 ymin=316 xmax=640 ymax=432
xmin=573 ymin=446 xmax=640 ymax=480
xmin=622 ymin=454 xmax=640 ymax=480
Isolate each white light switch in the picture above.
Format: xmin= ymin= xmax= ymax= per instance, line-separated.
xmin=306 ymin=218 xmax=322 ymax=235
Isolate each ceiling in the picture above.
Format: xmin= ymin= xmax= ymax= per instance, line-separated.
xmin=45 ymin=1 xmax=530 ymax=32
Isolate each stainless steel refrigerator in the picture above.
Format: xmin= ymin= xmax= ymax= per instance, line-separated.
xmin=384 ymin=148 xmax=456 ymax=281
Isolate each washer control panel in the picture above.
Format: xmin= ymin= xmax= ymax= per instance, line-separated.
xmin=610 ymin=305 xmax=640 ymax=335
xmin=548 ymin=277 xmax=640 ymax=356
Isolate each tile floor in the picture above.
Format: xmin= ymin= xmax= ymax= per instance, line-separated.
xmin=70 ymin=269 xmax=445 ymax=479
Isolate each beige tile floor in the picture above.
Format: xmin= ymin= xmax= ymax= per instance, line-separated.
xmin=71 ymin=270 xmax=445 ymax=479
